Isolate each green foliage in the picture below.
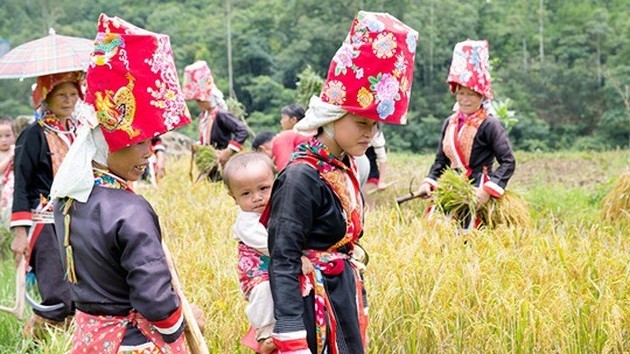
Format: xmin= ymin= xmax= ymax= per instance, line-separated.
xmin=0 ymin=0 xmax=628 ymax=152
xmin=491 ymin=98 xmax=518 ymax=133
xmin=295 ymin=65 xmax=324 ymax=108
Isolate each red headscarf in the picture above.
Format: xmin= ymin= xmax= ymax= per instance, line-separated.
xmin=32 ymin=71 xmax=85 ymax=108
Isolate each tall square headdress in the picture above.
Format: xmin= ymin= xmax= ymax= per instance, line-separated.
xmin=85 ymin=14 xmax=191 ymax=152
xmin=320 ymin=11 xmax=418 ymax=125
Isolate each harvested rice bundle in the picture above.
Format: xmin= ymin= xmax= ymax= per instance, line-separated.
xmin=433 ymin=168 xmax=476 ymax=222
xmin=434 ymin=168 xmax=530 ymax=229
xmin=479 ymin=190 xmax=531 ymax=228
xmin=192 ymin=144 xmax=222 ymax=182
xmin=601 ymin=169 xmax=630 ymax=224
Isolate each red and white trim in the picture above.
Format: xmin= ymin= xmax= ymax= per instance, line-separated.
xmin=151 ymin=305 xmax=184 ymax=336
xmin=272 ymin=330 xmax=309 ymax=353
xmin=10 ymin=211 xmax=33 ymax=228
xmin=228 ymin=140 xmax=243 ymax=152
xmin=483 ymin=181 xmax=504 ymax=198
xmin=422 ymin=178 xmax=438 ymax=190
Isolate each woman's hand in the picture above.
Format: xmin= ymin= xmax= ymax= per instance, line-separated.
xmin=475 ymin=187 xmax=491 ymax=210
xmin=10 ymin=227 xmax=29 ymax=267
xmin=217 ymin=148 xmax=234 ymax=165
xmin=416 ymin=182 xmax=433 ymax=199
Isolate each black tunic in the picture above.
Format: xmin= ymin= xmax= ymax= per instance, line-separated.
xmin=267 ymin=163 xmax=366 ymax=353
xmin=427 ymin=115 xmax=515 ymax=189
xmin=54 ymin=186 xmax=184 ymax=345
xmin=209 ymin=108 xmax=249 ymax=150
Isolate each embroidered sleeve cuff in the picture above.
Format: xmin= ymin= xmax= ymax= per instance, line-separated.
xmin=228 ymin=140 xmax=243 ymax=152
xmin=10 ymin=212 xmax=33 ymax=227
xmin=422 ymin=178 xmax=438 ymax=190
xmin=483 ymin=181 xmax=505 ymax=198
xmin=151 ymin=305 xmax=184 ymax=336
xmin=273 ymin=330 xmax=309 ymax=353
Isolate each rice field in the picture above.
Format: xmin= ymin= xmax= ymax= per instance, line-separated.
xmin=1 ymin=149 xmax=629 ymax=353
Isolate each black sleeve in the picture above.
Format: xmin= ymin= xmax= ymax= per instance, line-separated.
xmin=116 ymin=197 xmax=184 ymax=341
xmin=426 ymin=118 xmax=451 ymax=181
xmin=12 ymin=123 xmax=47 ymax=215
xmin=267 ymin=164 xmax=323 ymax=332
xmin=484 ymin=118 xmax=516 ymax=189
xmin=216 ymin=110 xmax=249 ymax=145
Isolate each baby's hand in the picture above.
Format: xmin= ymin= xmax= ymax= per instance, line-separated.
xmin=300 ymin=256 xmax=314 ymax=275
xmin=259 ymin=337 xmax=276 ymax=354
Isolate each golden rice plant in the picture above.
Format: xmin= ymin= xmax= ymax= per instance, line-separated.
xmin=601 ymin=169 xmax=630 ymax=224
xmin=433 ymin=168 xmax=476 ymax=222
xmin=480 ymin=190 xmax=532 ymax=228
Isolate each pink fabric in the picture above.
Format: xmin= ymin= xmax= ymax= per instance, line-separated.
xmin=182 ymin=61 xmax=215 ymax=102
xmin=0 ymin=161 xmax=14 ymax=225
xmin=271 ymin=131 xmax=311 ymax=171
xmin=236 ymin=243 xmax=269 ymax=300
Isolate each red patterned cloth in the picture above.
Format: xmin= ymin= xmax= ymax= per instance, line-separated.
xmin=71 ymin=310 xmax=188 ymax=354
xmin=236 ymin=243 xmax=270 ymax=300
xmin=85 ymin=14 xmax=191 ymax=152
xmin=447 ymin=39 xmax=493 ymax=99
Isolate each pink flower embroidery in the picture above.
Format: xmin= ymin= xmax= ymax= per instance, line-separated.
xmin=323 ymin=80 xmax=347 ymax=105
xmin=374 ymin=73 xmax=399 ymax=101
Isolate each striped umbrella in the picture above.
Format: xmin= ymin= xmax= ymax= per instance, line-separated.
xmin=0 ymin=28 xmax=93 ymax=79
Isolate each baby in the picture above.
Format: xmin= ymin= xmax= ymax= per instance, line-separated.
xmin=223 ymin=152 xmax=312 ymax=354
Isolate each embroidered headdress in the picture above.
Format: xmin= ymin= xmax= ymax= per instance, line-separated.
xmin=446 ymin=39 xmax=493 ymax=99
xmin=296 ymin=11 xmax=418 ymax=131
xmin=182 ymin=60 xmax=227 ymax=109
xmin=84 ymin=13 xmax=191 ymax=152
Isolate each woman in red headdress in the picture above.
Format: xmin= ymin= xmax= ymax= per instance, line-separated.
xmin=10 ymin=70 xmax=84 ymax=337
xmin=263 ymin=11 xmax=418 ymax=354
xmin=415 ymin=40 xmax=516 ymax=230
xmin=50 ymin=14 xmax=195 ymax=353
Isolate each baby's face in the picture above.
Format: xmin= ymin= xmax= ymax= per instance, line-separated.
xmin=0 ymin=124 xmax=15 ymax=152
xmin=229 ymin=161 xmax=275 ymax=213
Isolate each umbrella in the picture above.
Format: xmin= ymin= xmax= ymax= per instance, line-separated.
xmin=0 ymin=28 xmax=93 ymax=80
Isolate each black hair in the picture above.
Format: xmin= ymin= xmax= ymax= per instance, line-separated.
xmin=280 ymin=103 xmax=306 ymax=121
xmin=223 ymin=151 xmax=275 ymax=191
xmin=252 ymin=131 xmax=276 ymax=150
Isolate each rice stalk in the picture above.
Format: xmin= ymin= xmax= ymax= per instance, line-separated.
xmin=433 ymin=168 xmax=476 ymax=223
xmin=192 ymin=144 xmax=222 ymax=182
xmin=480 ymin=190 xmax=532 ymax=229
xmin=601 ymin=170 xmax=630 ymax=224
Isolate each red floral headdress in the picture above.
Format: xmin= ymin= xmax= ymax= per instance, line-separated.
xmin=84 ymin=13 xmax=191 ymax=152
xmin=319 ymin=11 xmax=418 ymax=125
xmin=446 ymin=39 xmax=493 ymax=100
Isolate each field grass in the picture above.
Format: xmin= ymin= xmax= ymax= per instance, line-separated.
xmin=1 ymin=149 xmax=629 ymax=353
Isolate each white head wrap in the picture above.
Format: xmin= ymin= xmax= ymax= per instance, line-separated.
xmin=294 ymin=95 xmax=347 ymax=132
xmin=50 ymin=104 xmax=109 ymax=203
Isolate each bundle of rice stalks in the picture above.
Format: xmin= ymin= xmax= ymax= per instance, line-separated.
xmin=433 ymin=168 xmax=476 ymax=222
xmin=433 ymin=168 xmax=531 ymax=229
xmin=601 ymin=169 xmax=630 ymax=224
xmin=191 ymin=144 xmax=222 ymax=182
xmin=479 ymin=190 xmax=531 ymax=228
